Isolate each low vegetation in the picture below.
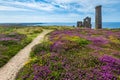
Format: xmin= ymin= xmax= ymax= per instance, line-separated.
xmin=17 ymin=28 xmax=120 ymax=80
xmin=0 ymin=26 xmax=43 ymax=67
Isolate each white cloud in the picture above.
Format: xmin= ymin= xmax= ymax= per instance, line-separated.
xmin=49 ymin=0 xmax=120 ymax=13
xmin=0 ymin=0 xmax=119 ymax=12
xmin=0 ymin=0 xmax=55 ymax=11
xmin=0 ymin=5 xmax=30 ymax=11
xmin=13 ymin=1 xmax=55 ymax=11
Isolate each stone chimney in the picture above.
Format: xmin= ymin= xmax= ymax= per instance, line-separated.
xmin=95 ymin=5 xmax=102 ymax=29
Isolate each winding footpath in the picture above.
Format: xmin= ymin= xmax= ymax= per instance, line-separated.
xmin=0 ymin=30 xmax=52 ymax=80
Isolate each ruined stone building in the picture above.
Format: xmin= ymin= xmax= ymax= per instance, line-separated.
xmin=77 ymin=21 xmax=83 ymax=27
xmin=77 ymin=17 xmax=91 ymax=28
xmin=83 ymin=17 xmax=91 ymax=28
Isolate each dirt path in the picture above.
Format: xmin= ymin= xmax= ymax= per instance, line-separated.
xmin=0 ymin=30 xmax=52 ymax=80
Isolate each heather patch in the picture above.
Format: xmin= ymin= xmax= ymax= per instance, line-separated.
xmin=50 ymin=31 xmax=90 ymax=53
xmin=88 ymin=55 xmax=120 ymax=80
xmin=17 ymin=28 xmax=120 ymax=80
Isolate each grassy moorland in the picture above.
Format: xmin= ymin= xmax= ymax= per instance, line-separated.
xmin=0 ymin=26 xmax=43 ymax=67
xmin=16 ymin=28 xmax=120 ymax=80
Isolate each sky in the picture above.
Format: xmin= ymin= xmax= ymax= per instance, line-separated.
xmin=0 ymin=0 xmax=120 ymax=23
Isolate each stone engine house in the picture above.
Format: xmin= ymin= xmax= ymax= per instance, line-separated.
xmin=77 ymin=17 xmax=92 ymax=28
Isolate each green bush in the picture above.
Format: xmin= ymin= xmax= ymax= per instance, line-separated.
xmin=0 ymin=40 xmax=18 ymax=46
xmin=0 ymin=56 xmax=9 ymax=67
xmin=31 ymin=41 xmax=51 ymax=57
xmin=66 ymin=36 xmax=90 ymax=46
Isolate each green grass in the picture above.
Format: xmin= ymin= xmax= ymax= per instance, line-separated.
xmin=30 ymin=41 xmax=51 ymax=57
xmin=0 ymin=26 xmax=43 ymax=67
xmin=40 ymin=26 xmax=74 ymax=30
xmin=65 ymin=36 xmax=90 ymax=46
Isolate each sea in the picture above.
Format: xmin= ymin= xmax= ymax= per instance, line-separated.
xmin=28 ymin=22 xmax=120 ymax=29
xmin=0 ymin=22 xmax=120 ymax=29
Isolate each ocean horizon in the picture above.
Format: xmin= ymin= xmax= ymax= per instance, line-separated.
xmin=0 ymin=22 xmax=120 ymax=29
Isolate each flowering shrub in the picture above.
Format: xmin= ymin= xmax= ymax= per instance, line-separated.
xmin=17 ymin=28 xmax=120 ymax=80
xmin=50 ymin=30 xmax=90 ymax=53
xmin=0 ymin=33 xmax=26 ymax=41
xmin=33 ymin=65 xmax=51 ymax=80
xmin=87 ymin=55 xmax=120 ymax=80
xmin=99 ymin=56 xmax=120 ymax=75
xmin=87 ymin=36 xmax=109 ymax=45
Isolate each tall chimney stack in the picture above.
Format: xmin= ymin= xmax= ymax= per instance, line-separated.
xmin=95 ymin=5 xmax=102 ymax=29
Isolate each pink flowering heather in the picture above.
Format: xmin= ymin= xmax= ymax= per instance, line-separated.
xmin=91 ymin=55 xmax=120 ymax=80
xmin=17 ymin=28 xmax=120 ymax=80
xmin=87 ymin=36 xmax=109 ymax=45
xmin=0 ymin=33 xmax=26 ymax=42
xmin=87 ymin=44 xmax=103 ymax=50
xmin=33 ymin=65 xmax=51 ymax=80
xmin=0 ymin=37 xmax=19 ymax=41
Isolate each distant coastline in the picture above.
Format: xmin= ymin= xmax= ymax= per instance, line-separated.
xmin=0 ymin=22 xmax=120 ymax=29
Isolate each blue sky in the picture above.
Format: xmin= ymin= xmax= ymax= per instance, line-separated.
xmin=0 ymin=0 xmax=120 ymax=23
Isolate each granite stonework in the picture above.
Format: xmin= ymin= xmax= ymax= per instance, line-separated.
xmin=95 ymin=5 xmax=102 ymax=29
xmin=77 ymin=17 xmax=91 ymax=28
